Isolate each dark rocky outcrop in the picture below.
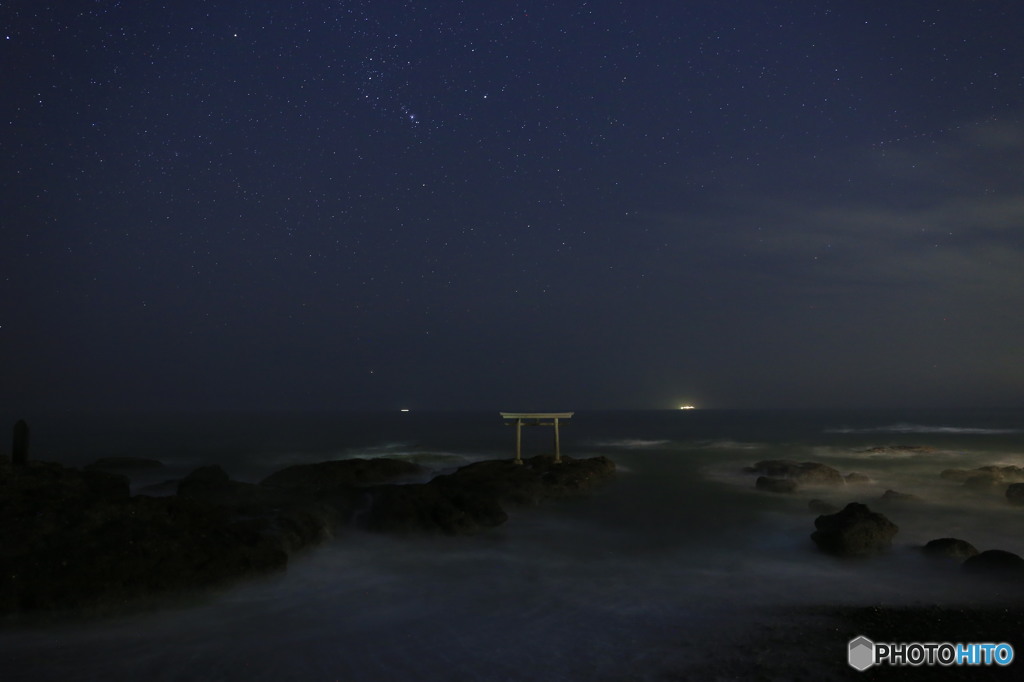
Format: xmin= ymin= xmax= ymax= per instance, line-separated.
xmin=747 ymin=460 xmax=845 ymax=486
xmin=921 ymin=537 xmax=979 ymax=561
xmin=260 ymin=457 xmax=425 ymax=493
xmin=1007 ymin=483 xmax=1024 ymax=506
xmin=810 ymin=503 xmax=898 ymax=557
xmin=942 ymin=466 xmax=1024 ymax=490
xmin=0 ymin=461 xmax=286 ymax=616
xmin=844 ymin=472 xmax=871 ymax=484
xmin=1 ymin=453 xmax=615 ymax=618
xmin=962 ymin=550 xmax=1024 ymax=581
xmin=364 ymin=455 xmax=616 ymax=535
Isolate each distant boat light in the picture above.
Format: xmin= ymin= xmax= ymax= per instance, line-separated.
xmin=679 ymin=405 xmax=696 ymax=410
xmin=400 ymin=408 xmax=410 ymax=412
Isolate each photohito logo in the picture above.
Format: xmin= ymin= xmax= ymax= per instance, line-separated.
xmin=848 ymin=636 xmax=1014 ymax=670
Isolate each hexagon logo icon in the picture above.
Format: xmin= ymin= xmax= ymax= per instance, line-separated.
xmin=848 ymin=636 xmax=875 ymax=671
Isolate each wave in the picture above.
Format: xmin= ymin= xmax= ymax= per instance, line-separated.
xmin=588 ymin=439 xmax=672 ymax=449
xmin=825 ymin=423 xmax=1021 ymax=435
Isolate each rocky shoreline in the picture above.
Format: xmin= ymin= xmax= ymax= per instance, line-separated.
xmin=0 ymin=452 xmax=615 ymax=622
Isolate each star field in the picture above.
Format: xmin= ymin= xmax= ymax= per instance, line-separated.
xmin=3 ymin=1 xmax=1023 ymax=411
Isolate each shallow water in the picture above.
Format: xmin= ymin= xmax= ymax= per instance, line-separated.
xmin=3 ymin=409 xmax=1023 ymax=680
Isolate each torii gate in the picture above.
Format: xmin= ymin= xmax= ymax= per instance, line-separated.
xmin=500 ymin=412 xmax=574 ymax=464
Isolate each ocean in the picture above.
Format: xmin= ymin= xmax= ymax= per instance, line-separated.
xmin=3 ymin=408 xmax=1023 ymax=680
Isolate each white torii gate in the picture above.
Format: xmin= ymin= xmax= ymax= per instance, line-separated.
xmin=500 ymin=412 xmax=574 ymax=464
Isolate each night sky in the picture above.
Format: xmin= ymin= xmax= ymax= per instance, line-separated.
xmin=3 ymin=2 xmax=1023 ymax=412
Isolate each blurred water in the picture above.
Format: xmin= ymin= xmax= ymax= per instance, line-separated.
xmin=3 ymin=409 xmax=1023 ymax=680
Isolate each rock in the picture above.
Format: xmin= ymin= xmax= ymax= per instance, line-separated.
xmin=365 ymin=482 xmax=508 ymax=535
xmin=364 ymin=455 xmax=615 ymax=535
xmin=962 ymin=550 xmax=1024 ymax=580
xmin=879 ymin=489 xmax=920 ymax=503
xmin=748 ymin=460 xmax=845 ymax=486
xmin=962 ymin=474 xmax=1004 ymax=491
xmin=845 ymin=472 xmax=871 ymax=484
xmin=259 ymin=458 xmax=424 ymax=493
xmin=1007 ymin=483 xmax=1024 ymax=506
xmin=756 ymin=476 xmax=798 ymax=494
xmin=808 ymin=499 xmax=839 ymax=514
xmin=0 ymin=461 xmax=287 ymax=616
xmin=86 ymin=456 xmax=164 ymax=472
xmin=944 ymin=466 xmax=1024 ymax=488
xmin=922 ymin=538 xmax=979 ymax=561
xmin=810 ymin=502 xmax=898 ymax=557
xmin=177 ymin=465 xmax=267 ymax=509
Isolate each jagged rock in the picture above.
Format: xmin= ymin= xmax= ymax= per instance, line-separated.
xmin=962 ymin=550 xmax=1024 ymax=580
xmin=922 ymin=538 xmax=979 ymax=561
xmin=1007 ymin=483 xmax=1024 ymax=506
xmin=756 ymin=476 xmax=798 ymax=494
xmin=748 ymin=460 xmax=845 ymax=486
xmin=808 ymin=499 xmax=839 ymax=514
xmin=810 ymin=502 xmax=898 ymax=557
xmin=259 ymin=457 xmax=424 ymax=493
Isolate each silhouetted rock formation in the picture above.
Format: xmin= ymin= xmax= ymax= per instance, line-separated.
xmin=0 ymin=460 xmax=285 ymax=616
xmin=260 ymin=457 xmax=425 ymax=493
xmin=1 ymin=453 xmax=615 ymax=618
xmin=962 ymin=549 xmax=1024 ymax=581
xmin=1007 ymin=483 xmax=1024 ymax=506
xmin=921 ymin=538 xmax=978 ymax=561
xmin=747 ymin=460 xmax=845 ymax=485
xmin=365 ymin=455 xmax=616 ymax=535
xmin=810 ymin=502 xmax=898 ymax=557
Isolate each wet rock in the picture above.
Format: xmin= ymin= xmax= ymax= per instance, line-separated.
xmin=1006 ymin=483 xmax=1024 ymax=506
xmin=962 ymin=550 xmax=1024 ymax=581
xmin=845 ymin=472 xmax=871 ymax=484
xmin=879 ymin=489 xmax=920 ymax=503
xmin=808 ymin=499 xmax=839 ymax=514
xmin=177 ymin=465 xmax=267 ymax=510
xmin=962 ymin=474 xmax=1005 ymax=492
xmin=748 ymin=460 xmax=845 ymax=486
xmin=922 ymin=538 xmax=979 ymax=561
xmin=364 ymin=455 xmax=615 ymax=535
xmin=756 ymin=476 xmax=798 ymax=494
xmin=259 ymin=457 xmax=424 ymax=493
xmin=810 ymin=502 xmax=898 ymax=557
xmin=0 ymin=461 xmax=287 ymax=616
